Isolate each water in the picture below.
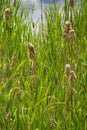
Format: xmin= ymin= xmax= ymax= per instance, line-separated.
xmin=22 ymin=0 xmax=64 ymax=22
xmin=11 ymin=0 xmax=79 ymax=22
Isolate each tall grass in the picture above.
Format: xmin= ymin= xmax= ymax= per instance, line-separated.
xmin=0 ymin=0 xmax=87 ymax=129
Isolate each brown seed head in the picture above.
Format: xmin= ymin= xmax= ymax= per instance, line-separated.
xmin=69 ymin=29 xmax=75 ymax=34
xmin=5 ymin=8 xmax=10 ymax=21
xmin=68 ymin=29 xmax=75 ymax=41
xmin=63 ymin=21 xmax=71 ymax=39
xmin=27 ymin=42 xmax=34 ymax=50
xmin=7 ymin=112 xmax=12 ymax=123
xmin=64 ymin=26 xmax=70 ymax=33
xmin=65 ymin=21 xmax=71 ymax=28
xmin=27 ymin=43 xmax=35 ymax=60
xmin=65 ymin=64 xmax=71 ymax=77
xmin=62 ymin=32 xmax=68 ymax=38
xmin=70 ymin=70 xmax=76 ymax=83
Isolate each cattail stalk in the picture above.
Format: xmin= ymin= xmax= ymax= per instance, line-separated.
xmin=14 ymin=0 xmax=17 ymax=7
xmin=69 ymin=70 xmax=76 ymax=128
xmin=27 ymin=42 xmax=36 ymax=75
xmin=64 ymin=64 xmax=76 ymax=129
xmin=64 ymin=64 xmax=71 ymax=129
xmin=41 ymin=0 xmax=44 ymax=42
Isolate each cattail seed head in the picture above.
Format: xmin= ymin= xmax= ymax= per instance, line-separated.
xmin=68 ymin=29 xmax=75 ymax=42
xmin=65 ymin=64 xmax=71 ymax=77
xmin=27 ymin=42 xmax=34 ymax=50
xmin=69 ymin=29 xmax=75 ymax=34
xmin=63 ymin=21 xmax=71 ymax=39
xmin=69 ymin=0 xmax=74 ymax=8
xmin=27 ymin=42 xmax=35 ymax=60
xmin=65 ymin=21 xmax=71 ymax=28
xmin=70 ymin=70 xmax=76 ymax=83
xmin=63 ymin=21 xmax=76 ymax=42
xmin=5 ymin=8 xmax=10 ymax=21
xmin=7 ymin=112 xmax=12 ymax=123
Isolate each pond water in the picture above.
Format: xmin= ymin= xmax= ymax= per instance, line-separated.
xmin=22 ymin=0 xmax=64 ymax=22
xmin=22 ymin=0 xmax=79 ymax=22
xmin=10 ymin=0 xmax=79 ymax=22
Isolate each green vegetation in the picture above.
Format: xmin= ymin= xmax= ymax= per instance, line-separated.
xmin=0 ymin=0 xmax=87 ymax=129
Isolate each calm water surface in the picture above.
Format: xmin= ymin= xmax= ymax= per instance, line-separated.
xmin=11 ymin=0 xmax=78 ymax=22
xmin=22 ymin=0 xmax=64 ymax=22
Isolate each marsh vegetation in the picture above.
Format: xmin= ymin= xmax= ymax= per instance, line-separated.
xmin=0 ymin=0 xmax=87 ymax=129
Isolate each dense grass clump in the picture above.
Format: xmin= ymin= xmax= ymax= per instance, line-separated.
xmin=0 ymin=0 xmax=87 ymax=129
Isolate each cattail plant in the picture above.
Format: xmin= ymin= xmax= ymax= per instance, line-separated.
xmin=63 ymin=21 xmax=71 ymax=39
xmin=27 ymin=42 xmax=36 ymax=74
xmin=64 ymin=64 xmax=76 ymax=128
xmin=63 ymin=64 xmax=71 ymax=129
xmin=63 ymin=21 xmax=75 ymax=42
xmin=27 ymin=42 xmax=36 ymax=61
xmin=65 ymin=64 xmax=71 ymax=77
xmin=7 ymin=112 xmax=12 ymax=123
xmin=70 ymin=70 xmax=76 ymax=84
xmin=68 ymin=29 xmax=75 ymax=42
xmin=69 ymin=70 xmax=76 ymax=125
xmin=64 ymin=64 xmax=71 ymax=110
xmin=69 ymin=0 xmax=75 ymax=8
xmin=5 ymin=8 xmax=11 ymax=21
xmin=64 ymin=64 xmax=71 ymax=103
xmin=65 ymin=64 xmax=76 ymax=102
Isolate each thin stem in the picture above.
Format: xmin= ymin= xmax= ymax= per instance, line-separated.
xmin=41 ymin=0 xmax=43 ymax=41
